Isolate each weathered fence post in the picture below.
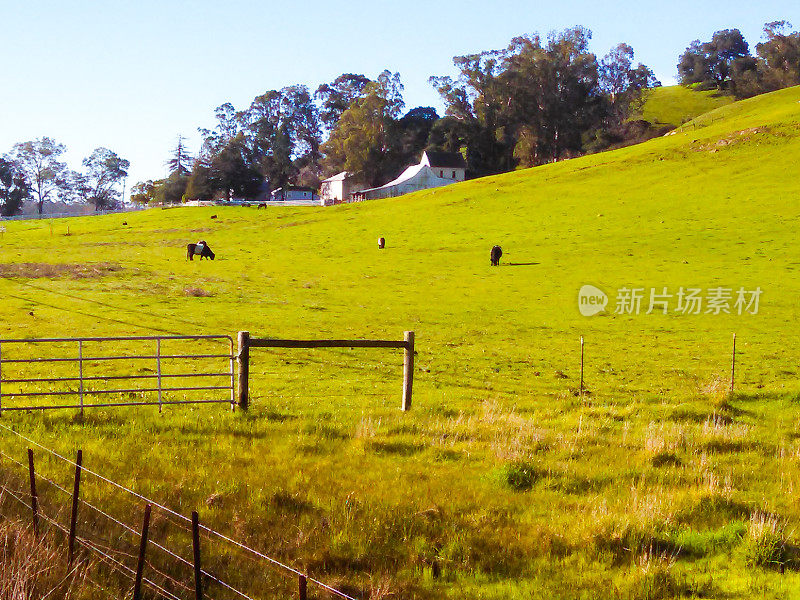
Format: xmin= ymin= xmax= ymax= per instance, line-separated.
xmin=192 ymin=511 xmax=203 ymax=600
xmin=27 ymin=449 xmax=39 ymax=537
xmin=78 ymin=340 xmax=84 ymax=417
xmin=133 ymin=504 xmax=152 ymax=600
xmin=730 ymin=333 xmax=737 ymax=393
xmin=156 ymin=338 xmax=163 ymax=413
xmin=402 ymin=331 xmax=415 ymax=411
xmin=68 ymin=449 xmax=83 ymax=566
xmin=237 ymin=331 xmax=250 ymax=411
xmin=299 ymin=574 xmax=308 ymax=600
xmin=0 ymin=339 xmax=3 ymax=416
xmin=580 ymin=336 xmax=585 ymax=397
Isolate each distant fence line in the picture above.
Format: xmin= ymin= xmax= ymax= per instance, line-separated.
xmin=0 ymin=205 xmax=146 ymax=221
xmin=0 ymin=423 xmax=357 ymax=600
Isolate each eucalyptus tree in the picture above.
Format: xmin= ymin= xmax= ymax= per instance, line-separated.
xmin=10 ymin=137 xmax=69 ymax=215
xmin=81 ymin=147 xmax=130 ymax=210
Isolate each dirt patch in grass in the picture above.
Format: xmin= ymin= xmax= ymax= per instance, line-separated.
xmin=0 ymin=262 xmax=123 ymax=279
xmin=84 ymin=241 xmax=147 ymax=247
xmin=183 ymin=286 xmax=213 ymax=297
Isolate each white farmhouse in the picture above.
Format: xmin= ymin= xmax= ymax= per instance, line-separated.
xmin=419 ymin=151 xmax=466 ymax=182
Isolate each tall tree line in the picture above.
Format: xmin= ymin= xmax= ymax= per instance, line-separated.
xmin=677 ymin=21 xmax=800 ymax=98
xmin=137 ymin=25 xmax=663 ymax=203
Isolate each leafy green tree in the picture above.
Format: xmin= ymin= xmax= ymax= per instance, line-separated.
xmin=677 ymin=40 xmax=711 ymax=86
xmin=208 ymin=134 xmax=262 ymax=200
xmin=281 ymin=85 xmax=322 ymax=162
xmin=600 ymin=44 xmax=660 ymax=124
xmin=756 ymin=21 xmax=800 ymax=90
xmin=0 ymin=157 xmax=29 ymax=216
xmin=678 ymin=30 xmax=750 ymax=90
xmin=315 ymin=73 xmax=372 ymax=130
xmin=396 ymin=106 xmax=439 ymax=165
xmin=320 ymin=71 xmax=405 ymax=187
xmin=130 ymin=180 xmax=160 ymax=205
xmin=707 ymin=29 xmax=750 ymax=89
xmin=185 ymin=160 xmax=214 ymax=201
xmin=156 ymin=171 xmax=189 ymax=205
xmin=81 ymin=147 xmax=130 ymax=210
xmin=431 ymin=27 xmax=607 ymax=172
xmin=10 ymin=137 xmax=70 ymax=215
xmin=198 ymin=102 xmax=242 ymax=157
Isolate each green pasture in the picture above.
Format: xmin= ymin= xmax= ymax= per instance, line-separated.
xmin=1 ymin=86 xmax=800 ymax=599
xmin=635 ymin=84 xmax=735 ymax=128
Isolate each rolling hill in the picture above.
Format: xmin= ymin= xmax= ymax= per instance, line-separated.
xmin=1 ymin=86 xmax=800 ymax=599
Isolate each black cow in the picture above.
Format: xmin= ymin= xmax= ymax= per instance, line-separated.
xmin=187 ymin=240 xmax=215 ymax=261
xmin=490 ymin=245 xmax=503 ymax=266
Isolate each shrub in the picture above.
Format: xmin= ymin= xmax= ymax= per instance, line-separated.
xmin=494 ymin=460 xmax=541 ymax=491
xmin=742 ymin=511 xmax=787 ymax=569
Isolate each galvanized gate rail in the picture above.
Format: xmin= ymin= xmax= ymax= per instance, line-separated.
xmin=0 ymin=335 xmax=235 ymax=414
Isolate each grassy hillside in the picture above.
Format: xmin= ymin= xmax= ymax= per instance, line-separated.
xmin=636 ymin=84 xmax=735 ymax=128
xmin=1 ymin=86 xmax=800 ymax=599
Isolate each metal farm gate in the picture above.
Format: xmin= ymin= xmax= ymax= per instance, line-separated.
xmin=0 ymin=335 xmax=235 ymax=414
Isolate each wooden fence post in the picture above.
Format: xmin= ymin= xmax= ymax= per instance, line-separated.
xmin=237 ymin=331 xmax=250 ymax=411
xmin=402 ymin=331 xmax=415 ymax=411
xmin=299 ymin=574 xmax=307 ymax=600
xmin=68 ymin=449 xmax=82 ymax=566
xmin=580 ymin=336 xmax=585 ymax=397
xmin=192 ymin=511 xmax=203 ymax=600
xmin=133 ymin=504 xmax=151 ymax=600
xmin=27 ymin=449 xmax=39 ymax=538
xmin=731 ymin=333 xmax=737 ymax=393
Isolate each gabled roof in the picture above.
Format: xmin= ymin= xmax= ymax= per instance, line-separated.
xmin=358 ymin=164 xmax=454 ymax=194
xmin=421 ymin=151 xmax=466 ymax=169
xmin=321 ymin=171 xmax=354 ymax=183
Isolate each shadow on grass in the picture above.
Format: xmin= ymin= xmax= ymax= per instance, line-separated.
xmin=369 ymin=441 xmax=425 ymax=456
xmin=730 ymin=390 xmax=795 ymax=402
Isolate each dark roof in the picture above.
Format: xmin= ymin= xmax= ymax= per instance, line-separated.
xmin=424 ymin=151 xmax=466 ymax=169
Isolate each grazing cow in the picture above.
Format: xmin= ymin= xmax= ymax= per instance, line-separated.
xmin=490 ymin=245 xmax=503 ymax=266
xmin=378 ymin=237 xmax=385 ymax=249
xmin=257 ymin=203 xmax=267 ymax=209
xmin=187 ymin=240 xmax=215 ymax=261
xmin=210 ymin=214 xmax=218 ymax=219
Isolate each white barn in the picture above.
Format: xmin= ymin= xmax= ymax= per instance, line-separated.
xmin=354 ymin=151 xmax=466 ymax=201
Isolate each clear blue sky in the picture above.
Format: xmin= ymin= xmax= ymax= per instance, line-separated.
xmin=1 ymin=0 xmax=796 ymax=196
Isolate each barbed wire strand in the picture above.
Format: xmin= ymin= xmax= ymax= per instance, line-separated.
xmin=0 ymin=483 xmax=186 ymax=600
xmin=0 ymin=422 xmax=360 ymax=600
xmin=1 ymin=450 xmax=252 ymax=600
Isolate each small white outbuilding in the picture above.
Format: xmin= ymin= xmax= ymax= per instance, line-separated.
xmin=319 ymin=171 xmax=366 ymax=205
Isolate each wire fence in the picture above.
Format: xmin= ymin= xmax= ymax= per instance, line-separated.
xmin=0 ymin=206 xmax=146 ymax=222
xmin=0 ymin=423 xmax=359 ymax=600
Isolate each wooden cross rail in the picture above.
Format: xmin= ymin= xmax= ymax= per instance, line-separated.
xmin=237 ymin=331 xmax=415 ymax=411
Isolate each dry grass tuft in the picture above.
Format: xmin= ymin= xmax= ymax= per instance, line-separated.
xmin=0 ymin=516 xmax=88 ymax=599
xmin=743 ymin=511 xmax=789 ymax=568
